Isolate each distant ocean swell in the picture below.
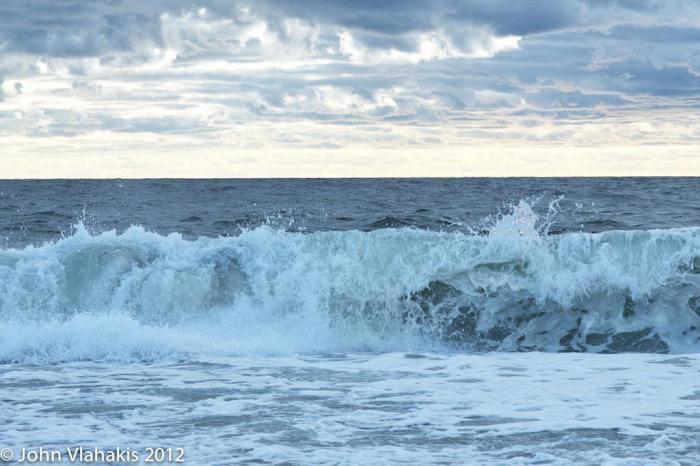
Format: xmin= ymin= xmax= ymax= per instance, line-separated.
xmin=1 ymin=201 xmax=700 ymax=363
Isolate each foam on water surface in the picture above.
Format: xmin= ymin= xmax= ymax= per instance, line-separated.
xmin=2 ymin=201 xmax=700 ymax=362
xmin=2 ymin=182 xmax=700 ymax=464
xmin=2 ymin=352 xmax=699 ymax=465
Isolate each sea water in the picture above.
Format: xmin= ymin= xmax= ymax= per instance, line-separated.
xmin=1 ymin=178 xmax=699 ymax=465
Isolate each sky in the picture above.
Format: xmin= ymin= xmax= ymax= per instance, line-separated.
xmin=1 ymin=0 xmax=699 ymax=178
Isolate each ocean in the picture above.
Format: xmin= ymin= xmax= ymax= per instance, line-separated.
xmin=1 ymin=178 xmax=700 ymax=465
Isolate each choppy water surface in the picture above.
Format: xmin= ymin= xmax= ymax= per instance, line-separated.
xmin=1 ymin=178 xmax=700 ymax=465
xmin=3 ymin=353 xmax=700 ymax=465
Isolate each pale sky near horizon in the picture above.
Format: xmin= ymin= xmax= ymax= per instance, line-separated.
xmin=1 ymin=0 xmax=699 ymax=178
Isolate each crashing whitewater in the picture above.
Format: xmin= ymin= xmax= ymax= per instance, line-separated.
xmin=1 ymin=201 xmax=700 ymax=363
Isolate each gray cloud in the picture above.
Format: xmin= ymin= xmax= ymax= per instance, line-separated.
xmin=0 ymin=0 xmax=698 ymax=147
xmin=0 ymin=2 xmax=163 ymax=58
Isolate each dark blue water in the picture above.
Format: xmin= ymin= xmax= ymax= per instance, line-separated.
xmin=1 ymin=178 xmax=699 ymax=247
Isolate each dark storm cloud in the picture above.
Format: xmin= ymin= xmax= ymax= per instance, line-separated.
xmin=256 ymin=0 xmax=581 ymax=36
xmin=0 ymin=0 xmax=651 ymax=59
xmin=255 ymin=0 xmax=433 ymax=34
xmin=449 ymin=0 xmax=579 ymax=35
xmin=0 ymin=2 xmax=163 ymax=58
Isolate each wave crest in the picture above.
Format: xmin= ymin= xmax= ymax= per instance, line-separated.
xmin=2 ymin=203 xmax=700 ymax=362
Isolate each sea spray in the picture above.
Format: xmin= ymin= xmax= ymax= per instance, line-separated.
xmin=2 ymin=202 xmax=700 ymax=362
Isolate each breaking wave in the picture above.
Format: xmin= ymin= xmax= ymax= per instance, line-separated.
xmin=2 ymin=201 xmax=700 ymax=363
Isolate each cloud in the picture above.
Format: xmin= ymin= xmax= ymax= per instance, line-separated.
xmin=0 ymin=0 xmax=699 ymax=168
xmin=0 ymin=3 xmax=163 ymax=58
xmin=449 ymin=0 xmax=580 ymax=35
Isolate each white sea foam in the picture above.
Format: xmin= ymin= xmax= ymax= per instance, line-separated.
xmin=2 ymin=202 xmax=700 ymax=362
xmin=2 ymin=352 xmax=699 ymax=465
